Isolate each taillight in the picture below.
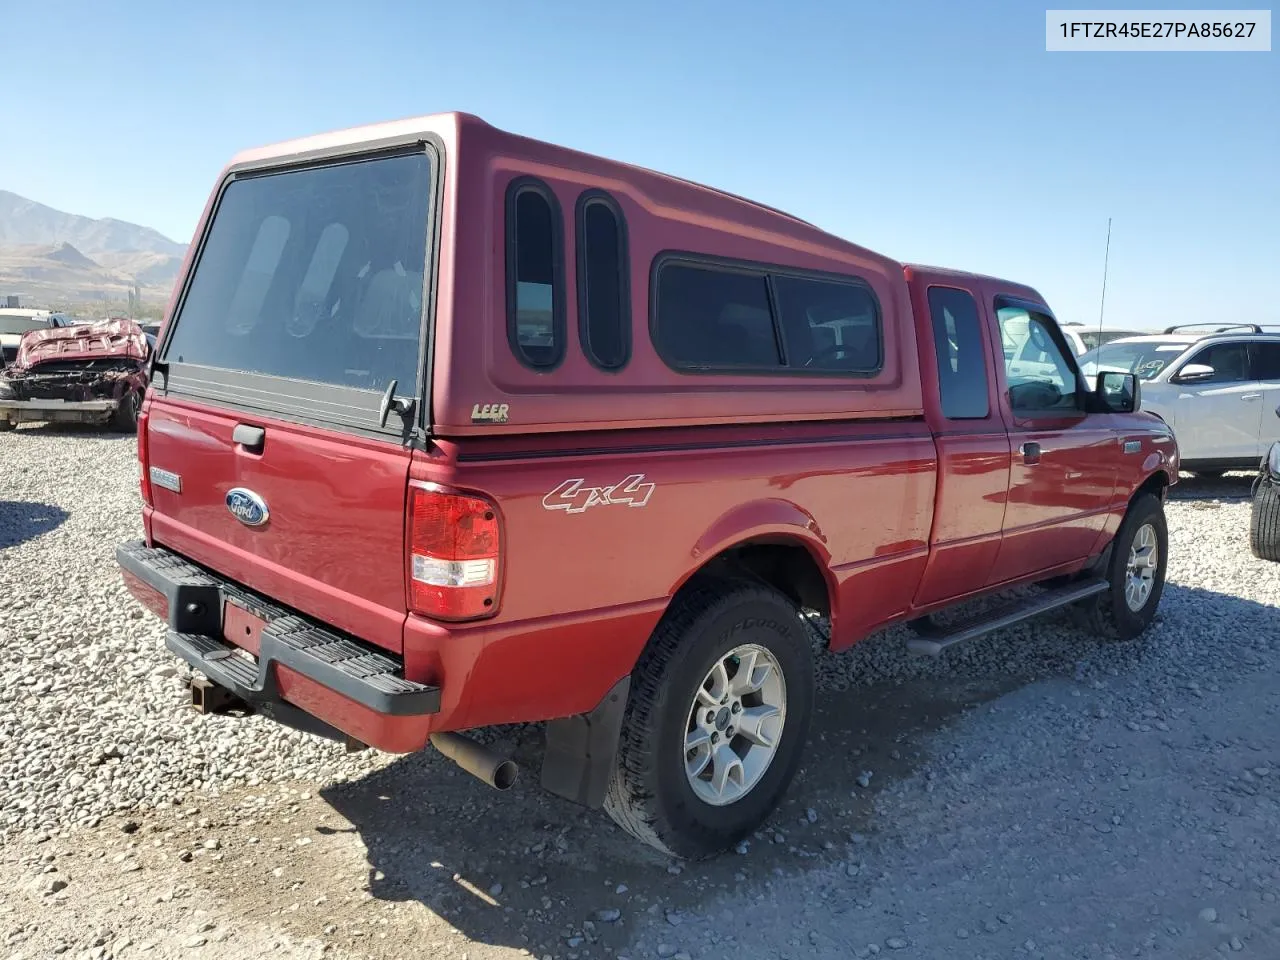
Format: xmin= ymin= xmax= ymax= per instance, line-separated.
xmin=137 ymin=410 xmax=153 ymax=506
xmin=407 ymin=483 xmax=501 ymax=621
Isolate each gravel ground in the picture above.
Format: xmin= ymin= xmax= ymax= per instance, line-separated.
xmin=2 ymin=424 xmax=1278 ymax=960
xmin=0 ymin=428 xmax=394 ymax=840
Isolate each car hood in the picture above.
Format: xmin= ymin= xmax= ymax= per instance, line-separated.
xmin=12 ymin=319 xmax=148 ymax=371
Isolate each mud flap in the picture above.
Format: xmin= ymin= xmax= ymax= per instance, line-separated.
xmin=540 ymin=676 xmax=630 ymax=808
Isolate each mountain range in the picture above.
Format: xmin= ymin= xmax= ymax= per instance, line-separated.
xmin=0 ymin=190 xmax=188 ymax=306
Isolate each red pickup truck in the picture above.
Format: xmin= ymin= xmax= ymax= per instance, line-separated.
xmin=117 ymin=113 xmax=1178 ymax=859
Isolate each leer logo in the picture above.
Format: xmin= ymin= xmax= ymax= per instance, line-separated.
xmin=542 ymin=474 xmax=656 ymax=514
xmin=471 ymin=402 xmax=510 ymax=423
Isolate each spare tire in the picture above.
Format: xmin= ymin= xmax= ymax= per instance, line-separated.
xmin=1250 ymin=479 xmax=1280 ymax=563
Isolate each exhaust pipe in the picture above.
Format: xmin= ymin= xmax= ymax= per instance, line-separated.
xmin=430 ymin=732 xmax=518 ymax=790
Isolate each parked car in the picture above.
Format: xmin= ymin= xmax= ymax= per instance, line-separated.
xmin=1077 ymin=323 xmax=1280 ymax=477
xmin=1250 ymin=404 xmax=1280 ymax=562
xmin=0 ymin=309 xmax=78 ymax=366
xmin=1002 ymin=320 xmax=1146 ymax=379
xmin=0 ymin=318 xmax=151 ymax=431
xmin=115 ymin=113 xmax=1178 ymax=859
xmin=1061 ymin=323 xmax=1149 ymax=353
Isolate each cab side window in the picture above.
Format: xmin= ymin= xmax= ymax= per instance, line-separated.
xmin=997 ymin=305 xmax=1081 ymax=414
xmin=1181 ymin=342 xmax=1251 ymax=383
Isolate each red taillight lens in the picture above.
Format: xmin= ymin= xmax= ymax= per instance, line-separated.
xmin=137 ymin=410 xmax=153 ymax=506
xmin=407 ymin=484 xmax=501 ymax=620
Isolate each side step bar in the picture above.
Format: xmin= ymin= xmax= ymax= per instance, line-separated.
xmin=905 ymin=578 xmax=1109 ymax=656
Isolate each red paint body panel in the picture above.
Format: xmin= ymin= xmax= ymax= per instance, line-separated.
xmin=222 ymin=601 xmax=264 ymax=656
xmin=145 ymin=398 xmax=411 ymax=653
xmin=274 ymin=666 xmax=435 ymax=753
xmin=399 ymin=421 xmax=936 ymax=720
xmin=121 ymin=569 xmax=168 ymax=622
xmin=122 ymin=113 xmax=1181 ymax=756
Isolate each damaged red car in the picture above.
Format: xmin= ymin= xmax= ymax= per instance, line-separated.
xmin=0 ymin=318 xmax=150 ymax=432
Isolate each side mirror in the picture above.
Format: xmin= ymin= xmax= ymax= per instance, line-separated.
xmin=1174 ymin=363 xmax=1215 ymax=384
xmin=1095 ymin=371 xmax=1140 ymax=413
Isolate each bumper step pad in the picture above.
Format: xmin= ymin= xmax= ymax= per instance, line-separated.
xmin=117 ymin=540 xmax=439 ymax=716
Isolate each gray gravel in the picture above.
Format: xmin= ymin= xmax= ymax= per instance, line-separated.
xmin=0 ymin=427 xmax=393 ymax=840
xmin=3 ymin=427 xmax=1279 ymax=960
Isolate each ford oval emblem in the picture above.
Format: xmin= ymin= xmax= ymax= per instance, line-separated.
xmin=225 ymin=487 xmax=270 ymax=527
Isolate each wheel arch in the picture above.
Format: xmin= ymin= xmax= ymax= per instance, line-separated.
xmin=1133 ymin=468 xmax=1172 ymax=504
xmin=668 ymin=498 xmax=837 ymax=634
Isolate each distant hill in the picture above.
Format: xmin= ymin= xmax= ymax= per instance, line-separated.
xmin=0 ymin=190 xmax=187 ymax=307
xmin=44 ymin=241 xmax=99 ymax=269
xmin=0 ymin=190 xmax=185 ymax=257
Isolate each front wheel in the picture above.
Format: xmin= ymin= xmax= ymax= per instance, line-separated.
xmin=1076 ymin=493 xmax=1168 ymax=640
xmin=111 ymin=390 xmax=140 ymax=432
xmin=1249 ymin=480 xmax=1280 ymax=562
xmin=603 ymin=579 xmax=814 ymax=859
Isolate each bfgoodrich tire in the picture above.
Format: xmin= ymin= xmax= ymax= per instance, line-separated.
xmin=1250 ymin=481 xmax=1280 ymax=563
xmin=1077 ymin=493 xmax=1168 ymax=640
xmin=603 ymin=579 xmax=814 ymax=859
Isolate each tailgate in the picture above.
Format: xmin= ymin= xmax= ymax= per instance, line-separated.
xmin=145 ymin=400 xmax=411 ymax=653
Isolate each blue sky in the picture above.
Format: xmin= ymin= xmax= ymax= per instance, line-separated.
xmin=2 ymin=0 xmax=1275 ymax=328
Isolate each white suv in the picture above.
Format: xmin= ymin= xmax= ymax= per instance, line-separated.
xmin=1078 ymin=324 xmax=1280 ymax=476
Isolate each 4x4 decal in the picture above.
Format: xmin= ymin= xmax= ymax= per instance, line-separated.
xmin=542 ymin=474 xmax=655 ymax=514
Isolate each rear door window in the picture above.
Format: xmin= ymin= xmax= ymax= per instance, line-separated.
xmin=1182 ymin=342 xmax=1252 ymax=383
xmin=165 ymin=152 xmax=431 ymax=396
xmin=1250 ymin=341 xmax=1280 ymax=380
xmin=927 ymin=287 xmax=990 ymax=418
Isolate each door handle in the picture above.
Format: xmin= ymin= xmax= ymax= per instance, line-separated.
xmin=232 ymin=423 xmax=265 ymax=454
xmin=1241 ymin=394 xmax=1262 ymax=401
xmin=1021 ymin=441 xmax=1041 ymax=464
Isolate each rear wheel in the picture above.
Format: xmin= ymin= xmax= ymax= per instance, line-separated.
xmin=1075 ymin=493 xmax=1167 ymax=640
xmin=1250 ymin=481 xmax=1280 ymax=562
xmin=0 ymin=418 xmax=14 ymax=432
xmin=604 ymin=579 xmax=814 ymax=859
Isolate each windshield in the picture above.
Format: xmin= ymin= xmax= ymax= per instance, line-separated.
xmin=164 ymin=151 xmax=432 ymax=394
xmin=1078 ymin=340 xmax=1190 ymax=380
xmin=0 ymin=317 xmax=50 ymax=336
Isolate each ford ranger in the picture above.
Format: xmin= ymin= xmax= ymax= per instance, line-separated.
xmin=116 ymin=113 xmax=1178 ymax=858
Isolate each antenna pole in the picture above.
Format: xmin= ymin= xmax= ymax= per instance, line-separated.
xmin=1097 ymin=217 xmax=1112 ymax=337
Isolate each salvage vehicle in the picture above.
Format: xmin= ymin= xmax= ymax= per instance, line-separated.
xmin=1250 ymin=404 xmax=1280 ymax=562
xmin=0 ymin=318 xmax=149 ymax=431
xmin=1077 ymin=324 xmax=1280 ymax=477
xmin=116 ymin=113 xmax=1179 ymax=859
